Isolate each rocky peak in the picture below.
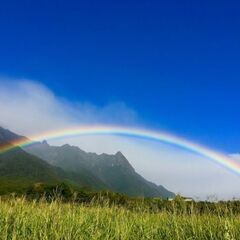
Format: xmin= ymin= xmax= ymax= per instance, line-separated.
xmin=113 ymin=151 xmax=135 ymax=171
xmin=42 ymin=140 xmax=49 ymax=147
xmin=115 ymin=151 xmax=124 ymax=157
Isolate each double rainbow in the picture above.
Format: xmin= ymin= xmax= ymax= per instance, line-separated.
xmin=0 ymin=125 xmax=239 ymax=175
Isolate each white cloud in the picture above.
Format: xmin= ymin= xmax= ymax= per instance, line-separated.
xmin=1 ymin=77 xmax=240 ymax=200
xmin=230 ymin=154 xmax=240 ymax=161
xmin=0 ymin=78 xmax=138 ymax=135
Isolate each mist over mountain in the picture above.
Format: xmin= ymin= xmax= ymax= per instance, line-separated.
xmin=0 ymin=126 xmax=174 ymax=198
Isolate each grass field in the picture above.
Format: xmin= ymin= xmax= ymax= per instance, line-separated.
xmin=0 ymin=198 xmax=240 ymax=240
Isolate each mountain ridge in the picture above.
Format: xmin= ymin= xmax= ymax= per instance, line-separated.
xmin=0 ymin=126 xmax=175 ymax=198
xmin=25 ymin=140 xmax=174 ymax=198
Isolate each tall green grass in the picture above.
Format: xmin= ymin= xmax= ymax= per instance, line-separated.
xmin=0 ymin=197 xmax=240 ymax=240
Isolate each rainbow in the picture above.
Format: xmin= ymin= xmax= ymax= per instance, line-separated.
xmin=1 ymin=125 xmax=240 ymax=175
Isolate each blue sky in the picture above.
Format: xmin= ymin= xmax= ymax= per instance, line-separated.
xmin=0 ymin=0 xmax=240 ymax=152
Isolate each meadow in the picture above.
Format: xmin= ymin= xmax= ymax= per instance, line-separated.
xmin=0 ymin=197 xmax=240 ymax=240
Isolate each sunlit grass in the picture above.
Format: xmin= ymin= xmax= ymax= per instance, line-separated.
xmin=0 ymin=197 xmax=240 ymax=239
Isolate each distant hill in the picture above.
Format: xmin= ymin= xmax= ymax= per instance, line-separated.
xmin=0 ymin=126 xmax=174 ymax=198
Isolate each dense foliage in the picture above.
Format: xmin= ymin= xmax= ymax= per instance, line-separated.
xmin=4 ymin=182 xmax=240 ymax=216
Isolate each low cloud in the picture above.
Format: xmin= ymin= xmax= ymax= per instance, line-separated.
xmin=52 ymin=135 xmax=240 ymax=200
xmin=0 ymin=78 xmax=138 ymax=135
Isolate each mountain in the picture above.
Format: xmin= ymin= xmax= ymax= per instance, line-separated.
xmin=0 ymin=126 xmax=174 ymax=198
xmin=25 ymin=140 xmax=175 ymax=198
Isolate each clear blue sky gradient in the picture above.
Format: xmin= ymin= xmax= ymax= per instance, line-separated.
xmin=0 ymin=0 xmax=240 ymax=152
